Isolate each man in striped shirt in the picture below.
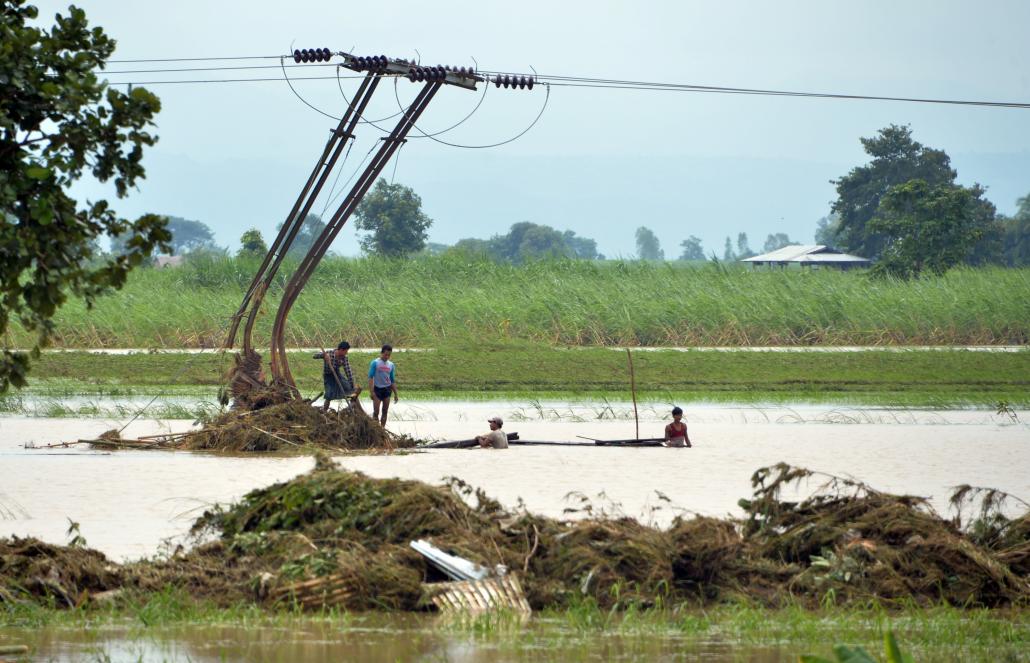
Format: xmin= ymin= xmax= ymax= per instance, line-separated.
xmin=314 ymin=341 xmax=358 ymax=412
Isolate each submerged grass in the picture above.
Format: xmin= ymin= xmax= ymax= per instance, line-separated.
xmin=3 ymin=594 xmax=1027 ymax=661
xmin=6 ymin=255 xmax=1029 ymax=348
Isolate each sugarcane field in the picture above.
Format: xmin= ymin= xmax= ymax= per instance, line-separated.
xmin=2 ymin=2 xmax=1030 ymax=661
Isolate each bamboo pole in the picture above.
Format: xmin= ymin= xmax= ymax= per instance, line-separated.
xmin=626 ymin=348 xmax=639 ymax=440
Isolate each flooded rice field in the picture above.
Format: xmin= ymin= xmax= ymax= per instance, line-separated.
xmin=1 ymin=401 xmax=1027 ymax=562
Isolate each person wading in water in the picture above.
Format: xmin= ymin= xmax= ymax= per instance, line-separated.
xmin=314 ymin=341 xmax=358 ymax=412
xmin=368 ymin=344 xmax=398 ymax=425
xmin=664 ymin=406 xmax=692 ymax=447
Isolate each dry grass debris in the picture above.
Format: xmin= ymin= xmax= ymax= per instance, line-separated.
xmin=4 ymin=461 xmax=1028 ymax=613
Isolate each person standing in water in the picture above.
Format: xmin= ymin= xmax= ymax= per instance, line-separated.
xmin=664 ymin=406 xmax=692 ymax=447
xmin=368 ymin=344 xmax=398 ymax=425
xmin=313 ymin=341 xmax=357 ymax=413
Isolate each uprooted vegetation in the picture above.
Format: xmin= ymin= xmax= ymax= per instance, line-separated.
xmin=2 ymin=460 xmax=1028 ymax=613
xmin=91 ymin=400 xmax=417 ymax=452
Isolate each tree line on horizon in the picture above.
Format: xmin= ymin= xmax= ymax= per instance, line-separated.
xmin=142 ymin=125 xmax=1030 ymax=275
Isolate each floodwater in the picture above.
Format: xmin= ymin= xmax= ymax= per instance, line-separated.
xmin=1 ymin=401 xmax=1028 ymax=562
xmin=0 ymin=617 xmax=801 ymax=662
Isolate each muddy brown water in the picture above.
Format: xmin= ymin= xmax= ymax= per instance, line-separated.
xmin=0 ymin=616 xmax=799 ymax=662
xmin=1 ymin=402 xmax=1028 ymax=562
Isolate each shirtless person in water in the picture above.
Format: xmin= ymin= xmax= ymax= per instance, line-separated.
xmin=664 ymin=406 xmax=692 ymax=447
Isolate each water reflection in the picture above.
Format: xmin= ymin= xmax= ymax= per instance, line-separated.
xmin=2 ymin=616 xmax=790 ymax=662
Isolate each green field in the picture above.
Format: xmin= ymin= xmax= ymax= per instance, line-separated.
xmin=9 ymin=346 xmax=1028 ymax=410
xmin=9 ymin=256 xmax=1030 ymax=348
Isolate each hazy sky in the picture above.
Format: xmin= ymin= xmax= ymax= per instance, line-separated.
xmin=33 ymin=0 xmax=1030 ymax=258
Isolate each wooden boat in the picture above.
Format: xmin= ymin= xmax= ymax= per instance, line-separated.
xmin=422 ymin=434 xmax=666 ymax=449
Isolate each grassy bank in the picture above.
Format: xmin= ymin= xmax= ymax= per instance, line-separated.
xmin=8 ymin=256 xmax=1030 ymax=348
xmin=9 ymin=346 xmax=1029 ymax=409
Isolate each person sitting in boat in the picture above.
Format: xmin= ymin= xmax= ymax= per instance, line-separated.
xmin=313 ymin=341 xmax=359 ymax=412
xmin=477 ymin=416 xmax=509 ymax=449
xmin=664 ymin=407 xmax=692 ymax=447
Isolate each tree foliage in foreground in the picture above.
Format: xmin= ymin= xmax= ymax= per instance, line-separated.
xmin=0 ymin=1 xmax=168 ymax=392
xmin=354 ymin=180 xmax=433 ymax=258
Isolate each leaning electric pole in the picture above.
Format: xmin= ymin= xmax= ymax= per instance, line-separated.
xmin=224 ymin=49 xmax=537 ymax=407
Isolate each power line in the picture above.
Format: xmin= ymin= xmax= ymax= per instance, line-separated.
xmin=102 ymin=63 xmax=337 ymax=74
xmin=92 ymin=58 xmax=1030 ymax=109
xmin=100 ymin=74 xmax=379 ymax=85
xmin=107 ymin=54 xmax=283 ymax=63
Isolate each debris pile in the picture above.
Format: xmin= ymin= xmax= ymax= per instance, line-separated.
xmin=76 ymin=401 xmax=417 ymax=453
xmin=181 ymin=400 xmax=416 ymax=452
xmin=3 ymin=461 xmax=1028 ymax=612
xmin=0 ymin=538 xmax=121 ymax=608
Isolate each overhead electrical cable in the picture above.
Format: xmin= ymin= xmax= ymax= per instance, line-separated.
xmin=279 ymin=56 xmax=345 ymax=120
xmin=102 ymin=63 xmax=338 ymax=74
xmin=94 ymin=56 xmax=1030 ymax=109
xmin=393 ymin=81 xmax=552 ymax=149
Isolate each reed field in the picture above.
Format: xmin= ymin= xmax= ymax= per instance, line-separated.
xmin=10 ymin=256 xmax=1030 ymax=349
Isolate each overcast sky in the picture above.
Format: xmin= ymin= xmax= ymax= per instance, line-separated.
xmin=33 ymin=0 xmax=1030 ymax=258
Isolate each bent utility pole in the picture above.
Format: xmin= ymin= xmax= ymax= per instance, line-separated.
xmin=225 ymin=49 xmax=533 ymax=406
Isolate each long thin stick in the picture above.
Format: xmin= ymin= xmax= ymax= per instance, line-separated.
xmin=626 ymin=348 xmax=639 ymax=440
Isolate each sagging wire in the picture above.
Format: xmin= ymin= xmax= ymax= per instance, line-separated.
xmin=280 ymin=56 xmax=342 ymax=120
xmin=390 ymin=77 xmax=490 ymax=138
xmin=336 ymin=65 xmax=405 ymax=124
xmin=392 ymin=81 xmax=550 ymax=149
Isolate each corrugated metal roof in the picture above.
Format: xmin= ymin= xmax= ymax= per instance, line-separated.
xmin=741 ymin=245 xmax=824 ymax=262
xmin=796 ymin=252 xmax=870 ymax=263
xmin=741 ymin=244 xmax=870 ymax=264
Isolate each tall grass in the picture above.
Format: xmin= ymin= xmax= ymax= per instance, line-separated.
xmin=13 ymin=255 xmax=1030 ymax=348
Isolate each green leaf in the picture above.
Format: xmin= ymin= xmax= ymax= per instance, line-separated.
xmin=884 ymin=631 xmax=911 ymax=663
xmin=832 ymin=645 xmax=878 ymax=663
xmin=798 ymin=656 xmax=836 ymax=663
xmin=26 ymin=166 xmax=51 ymax=180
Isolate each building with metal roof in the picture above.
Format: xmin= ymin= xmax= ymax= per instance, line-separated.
xmin=741 ymin=245 xmax=870 ymax=269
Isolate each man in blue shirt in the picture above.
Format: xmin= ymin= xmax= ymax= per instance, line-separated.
xmin=368 ymin=343 xmax=398 ymax=425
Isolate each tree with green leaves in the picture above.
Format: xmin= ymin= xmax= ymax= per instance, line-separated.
xmin=277 ymin=213 xmax=326 ymax=259
xmin=869 ymin=179 xmax=996 ymax=278
xmin=722 ymin=236 xmax=735 ymax=261
xmin=999 ymin=193 xmax=1030 ymax=266
xmin=635 ymin=226 xmax=664 ymax=260
xmin=763 ymin=232 xmax=792 ymax=252
xmin=736 ymin=232 xmax=755 ymax=259
xmin=678 ymin=235 xmax=705 ymax=261
xmin=237 ymin=228 xmax=267 ymax=258
xmin=1 ymin=2 xmax=168 ymax=392
xmin=450 ymin=222 xmax=600 ymax=263
xmin=354 ymin=180 xmax=432 ymax=257
xmin=561 ymin=230 xmax=600 ymax=260
xmin=165 ymin=216 xmax=216 ymax=254
xmin=831 ymin=125 xmax=957 ymax=259
xmin=814 ymin=214 xmax=840 ymax=245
